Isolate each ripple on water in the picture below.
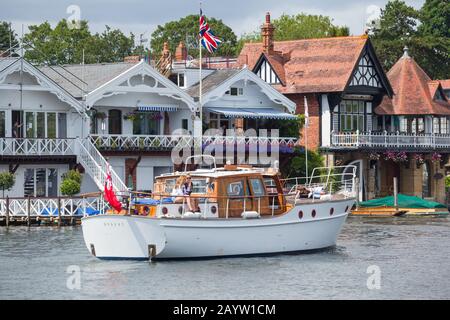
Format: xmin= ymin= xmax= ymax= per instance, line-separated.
xmin=0 ymin=217 xmax=449 ymax=299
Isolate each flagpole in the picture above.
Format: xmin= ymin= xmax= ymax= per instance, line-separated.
xmin=304 ymin=96 xmax=309 ymax=183
xmin=199 ymin=1 xmax=203 ymax=142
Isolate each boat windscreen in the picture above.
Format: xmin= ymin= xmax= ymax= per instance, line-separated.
xmin=192 ymin=179 xmax=207 ymax=193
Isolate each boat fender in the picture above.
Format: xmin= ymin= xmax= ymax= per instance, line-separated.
xmin=183 ymin=212 xmax=202 ymax=219
xmin=241 ymin=211 xmax=261 ymax=219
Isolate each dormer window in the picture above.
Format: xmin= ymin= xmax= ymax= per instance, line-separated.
xmin=226 ymin=87 xmax=243 ymax=96
xmin=169 ymin=73 xmax=186 ymax=88
xmin=177 ymin=73 xmax=185 ymax=88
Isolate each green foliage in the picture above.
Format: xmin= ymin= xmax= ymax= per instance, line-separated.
xmin=0 ymin=21 xmax=18 ymax=52
xmin=282 ymin=149 xmax=324 ymax=179
xmin=371 ymin=0 xmax=450 ymax=79
xmin=60 ymin=169 xmax=82 ymax=196
xmin=418 ymin=0 xmax=449 ymax=38
xmin=272 ymin=14 xmax=349 ymax=41
xmin=445 ymin=175 xmax=450 ymax=191
xmin=23 ymin=20 xmax=136 ymax=65
xmin=62 ymin=169 xmax=82 ymax=185
xmin=60 ymin=179 xmax=81 ymax=196
xmin=236 ymin=13 xmax=349 ymax=54
xmin=0 ymin=172 xmax=15 ymax=197
xmin=151 ymin=15 xmax=237 ymax=58
xmin=278 ymin=114 xmax=305 ymax=138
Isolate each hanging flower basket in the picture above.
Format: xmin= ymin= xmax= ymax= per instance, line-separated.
xmin=368 ymin=152 xmax=381 ymax=161
xmin=413 ymin=153 xmax=425 ymax=167
xmin=94 ymin=112 xmax=107 ymax=119
xmin=384 ymin=151 xmax=408 ymax=163
xmin=431 ymin=152 xmax=442 ymax=163
xmin=123 ymin=111 xmax=138 ymax=121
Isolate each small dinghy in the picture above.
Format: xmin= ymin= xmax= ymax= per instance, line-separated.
xmin=82 ymin=157 xmax=357 ymax=260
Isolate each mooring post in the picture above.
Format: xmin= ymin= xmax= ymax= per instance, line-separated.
xmin=355 ymin=177 xmax=360 ymax=209
xmin=393 ymin=177 xmax=399 ymax=211
xmin=57 ymin=197 xmax=62 ymax=228
xmin=5 ymin=196 xmax=10 ymax=227
xmin=27 ymin=196 xmax=31 ymax=228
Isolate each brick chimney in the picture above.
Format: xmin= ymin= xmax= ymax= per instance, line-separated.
xmin=261 ymin=12 xmax=275 ymax=55
xmin=162 ymin=42 xmax=171 ymax=59
xmin=175 ymin=41 xmax=187 ymax=61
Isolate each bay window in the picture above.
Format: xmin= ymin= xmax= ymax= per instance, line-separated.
xmin=338 ymin=100 xmax=366 ymax=132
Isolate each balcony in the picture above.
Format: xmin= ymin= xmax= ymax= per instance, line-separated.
xmin=0 ymin=138 xmax=77 ymax=156
xmin=90 ymin=134 xmax=298 ymax=153
xmin=330 ymin=131 xmax=450 ymax=151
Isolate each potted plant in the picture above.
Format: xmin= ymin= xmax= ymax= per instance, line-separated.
xmin=0 ymin=172 xmax=15 ymax=198
xmin=60 ymin=170 xmax=83 ymax=216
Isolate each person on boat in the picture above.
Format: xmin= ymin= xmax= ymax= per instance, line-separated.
xmin=182 ymin=174 xmax=198 ymax=213
xmin=171 ymin=176 xmax=185 ymax=203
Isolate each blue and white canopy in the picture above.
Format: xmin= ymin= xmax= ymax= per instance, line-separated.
xmin=207 ymin=107 xmax=297 ymax=120
xmin=137 ymin=104 xmax=179 ymax=112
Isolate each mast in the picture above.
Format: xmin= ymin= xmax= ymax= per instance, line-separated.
xmin=199 ymin=1 xmax=203 ymax=141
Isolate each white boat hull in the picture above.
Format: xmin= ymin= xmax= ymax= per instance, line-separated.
xmin=81 ymin=199 xmax=353 ymax=260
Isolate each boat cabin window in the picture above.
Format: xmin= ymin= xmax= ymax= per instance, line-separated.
xmin=264 ymin=178 xmax=278 ymax=193
xmin=192 ymin=179 xmax=207 ymax=193
xmin=164 ymin=179 xmax=176 ymax=194
xmin=250 ymin=178 xmax=265 ymax=197
xmin=227 ymin=181 xmax=245 ymax=197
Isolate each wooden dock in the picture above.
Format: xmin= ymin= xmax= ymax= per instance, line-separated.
xmin=0 ymin=194 xmax=105 ymax=227
xmin=351 ymin=206 xmax=449 ymax=217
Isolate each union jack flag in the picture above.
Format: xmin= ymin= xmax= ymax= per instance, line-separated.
xmin=199 ymin=9 xmax=222 ymax=53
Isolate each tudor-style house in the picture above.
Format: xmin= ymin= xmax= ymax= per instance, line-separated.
xmin=236 ymin=13 xmax=450 ymax=203
xmin=0 ymin=47 xmax=297 ymax=198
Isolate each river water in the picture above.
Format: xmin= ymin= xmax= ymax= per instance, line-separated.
xmin=0 ymin=216 xmax=449 ymax=300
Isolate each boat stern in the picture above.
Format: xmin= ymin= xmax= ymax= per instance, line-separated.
xmin=81 ymin=215 xmax=166 ymax=260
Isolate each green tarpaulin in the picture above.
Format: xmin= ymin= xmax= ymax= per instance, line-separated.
xmin=360 ymin=194 xmax=447 ymax=209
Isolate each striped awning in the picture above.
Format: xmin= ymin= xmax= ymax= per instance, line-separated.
xmin=137 ymin=105 xmax=178 ymax=112
xmin=207 ymin=107 xmax=297 ymax=120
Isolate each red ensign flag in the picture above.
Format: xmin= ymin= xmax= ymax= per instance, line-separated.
xmin=104 ymin=165 xmax=122 ymax=212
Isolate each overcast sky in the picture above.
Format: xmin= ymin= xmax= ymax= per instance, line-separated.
xmin=2 ymin=0 xmax=424 ymax=45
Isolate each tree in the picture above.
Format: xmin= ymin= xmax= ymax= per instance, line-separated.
xmin=371 ymin=0 xmax=450 ymax=79
xmin=282 ymin=149 xmax=324 ymax=179
xmin=0 ymin=21 xmax=18 ymax=53
xmin=23 ymin=20 xmax=136 ymax=65
xmin=418 ymin=0 xmax=449 ymax=38
xmin=236 ymin=13 xmax=349 ymax=54
xmin=273 ymin=14 xmax=349 ymax=41
xmin=370 ymin=0 xmax=419 ymax=70
xmin=151 ymin=15 xmax=237 ymax=58
xmin=0 ymin=172 xmax=15 ymax=197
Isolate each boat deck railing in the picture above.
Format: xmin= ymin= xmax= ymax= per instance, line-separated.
xmin=280 ymin=166 xmax=357 ymax=203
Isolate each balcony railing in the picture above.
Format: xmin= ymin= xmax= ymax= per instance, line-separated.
xmin=0 ymin=138 xmax=76 ymax=156
xmin=330 ymin=131 xmax=450 ymax=150
xmin=90 ymin=134 xmax=298 ymax=151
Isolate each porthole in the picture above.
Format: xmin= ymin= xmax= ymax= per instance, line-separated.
xmin=298 ymin=211 xmax=304 ymax=219
xmin=311 ymin=210 xmax=317 ymax=218
xmin=162 ymin=207 xmax=168 ymax=214
xmin=330 ymin=208 xmax=334 ymax=216
xmin=211 ymin=206 xmax=217 ymax=214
